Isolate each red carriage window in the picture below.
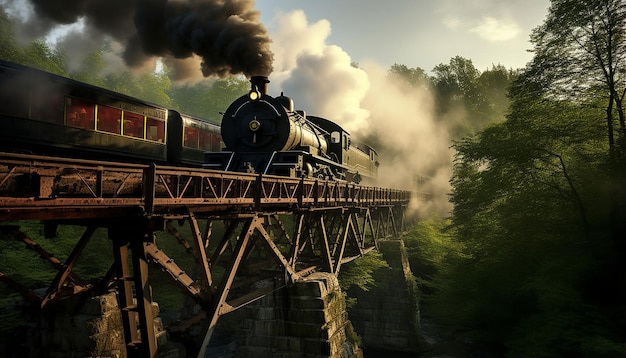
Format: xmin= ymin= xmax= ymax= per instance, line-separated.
xmin=123 ymin=111 xmax=144 ymax=139
xmin=146 ymin=117 xmax=165 ymax=143
xmin=199 ymin=130 xmax=216 ymax=150
xmin=66 ymin=97 xmax=95 ymax=130
xmin=97 ymin=105 xmax=122 ymax=134
xmin=184 ymin=127 xmax=199 ymax=149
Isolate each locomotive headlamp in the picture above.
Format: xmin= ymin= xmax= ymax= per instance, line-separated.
xmin=248 ymin=89 xmax=261 ymax=101
xmin=249 ymin=119 xmax=261 ymax=131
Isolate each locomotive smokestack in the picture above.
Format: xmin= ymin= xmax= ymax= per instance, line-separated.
xmin=250 ymin=76 xmax=270 ymax=95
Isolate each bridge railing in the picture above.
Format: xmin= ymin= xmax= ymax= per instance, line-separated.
xmin=0 ymin=152 xmax=410 ymax=220
xmin=149 ymin=167 xmax=409 ymax=206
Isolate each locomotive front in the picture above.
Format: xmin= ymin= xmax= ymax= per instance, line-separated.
xmin=220 ymin=76 xmax=328 ymax=156
xmin=205 ymin=76 xmax=378 ymax=182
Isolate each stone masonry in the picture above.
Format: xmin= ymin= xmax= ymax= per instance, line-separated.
xmin=347 ymin=239 xmax=420 ymax=352
xmin=236 ymin=272 xmax=363 ymax=358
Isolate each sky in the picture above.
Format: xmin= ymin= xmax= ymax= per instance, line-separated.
xmin=256 ymin=0 xmax=551 ymax=72
xmin=0 ymin=0 xmax=553 ymax=216
xmin=0 ymin=0 xmax=551 ymax=77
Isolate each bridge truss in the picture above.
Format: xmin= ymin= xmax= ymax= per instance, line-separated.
xmin=0 ymin=152 xmax=411 ymax=357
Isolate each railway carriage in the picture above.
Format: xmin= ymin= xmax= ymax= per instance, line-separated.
xmin=0 ymin=60 xmax=222 ymax=166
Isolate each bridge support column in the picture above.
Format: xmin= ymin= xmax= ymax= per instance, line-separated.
xmin=347 ymin=239 xmax=420 ymax=353
xmin=109 ymin=225 xmax=157 ymax=358
xmin=236 ymin=272 xmax=362 ymax=358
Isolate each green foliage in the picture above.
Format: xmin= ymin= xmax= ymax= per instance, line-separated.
xmin=530 ymin=0 xmax=626 ymax=159
xmin=402 ymin=218 xmax=462 ymax=292
xmin=0 ymin=223 xmax=113 ymax=287
xmin=70 ymin=50 xmax=107 ymax=86
xmin=440 ymin=100 xmax=619 ymax=352
xmin=388 ymin=63 xmax=429 ymax=89
xmin=0 ymin=7 xmax=22 ymax=63
xmin=168 ymin=77 xmax=249 ymax=121
xmin=431 ymin=9 xmax=626 ymax=352
xmin=337 ymin=250 xmax=389 ymax=292
xmin=431 ymin=57 xmax=518 ymax=137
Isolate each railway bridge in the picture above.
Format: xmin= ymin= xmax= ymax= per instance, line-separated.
xmin=0 ymin=152 xmax=413 ymax=358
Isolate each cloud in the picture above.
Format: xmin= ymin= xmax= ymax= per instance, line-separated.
xmin=266 ymin=10 xmax=454 ymax=217
xmin=358 ymin=62 xmax=454 ymax=217
xmin=469 ymin=16 xmax=520 ymax=42
xmin=442 ymin=17 xmax=462 ymax=30
xmin=267 ymin=10 xmax=370 ymax=132
xmin=267 ymin=10 xmax=331 ymax=73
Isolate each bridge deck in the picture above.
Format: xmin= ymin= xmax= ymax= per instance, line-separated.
xmin=0 ymin=152 xmax=409 ymax=221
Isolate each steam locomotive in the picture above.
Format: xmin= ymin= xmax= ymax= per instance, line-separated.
xmin=0 ymin=60 xmax=222 ymax=166
xmin=204 ymin=76 xmax=379 ymax=183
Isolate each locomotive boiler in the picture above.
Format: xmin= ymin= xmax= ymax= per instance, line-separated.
xmin=205 ymin=76 xmax=378 ymax=183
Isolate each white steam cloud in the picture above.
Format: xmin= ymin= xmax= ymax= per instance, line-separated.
xmin=267 ymin=10 xmax=454 ymax=217
xmin=470 ymin=16 xmax=520 ymax=42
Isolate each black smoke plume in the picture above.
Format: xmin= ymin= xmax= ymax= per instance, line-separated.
xmin=22 ymin=0 xmax=274 ymax=78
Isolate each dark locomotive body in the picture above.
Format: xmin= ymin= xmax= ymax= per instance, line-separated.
xmin=205 ymin=76 xmax=378 ymax=183
xmin=0 ymin=60 xmax=221 ymax=166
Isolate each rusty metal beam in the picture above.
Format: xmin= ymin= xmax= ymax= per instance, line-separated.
xmin=187 ymin=212 xmax=213 ymax=290
xmin=109 ymin=226 xmax=157 ymax=358
xmin=0 ymin=272 xmax=42 ymax=303
xmin=254 ymin=222 xmax=301 ymax=283
xmin=144 ymin=242 xmax=210 ymax=306
xmin=132 ymin=239 xmax=157 ymax=358
xmin=111 ymin=233 xmax=140 ymax=355
xmin=197 ymin=216 xmax=256 ymax=358
xmin=1 ymin=226 xmax=87 ymax=286
xmin=41 ymin=225 xmax=97 ymax=309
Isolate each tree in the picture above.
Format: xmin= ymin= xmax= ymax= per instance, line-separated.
xmin=437 ymin=68 xmax=622 ymax=354
xmin=529 ymin=0 xmax=626 ymax=293
xmin=337 ymin=251 xmax=389 ymax=292
xmin=18 ymin=40 xmax=66 ymax=76
xmin=0 ymin=6 xmax=23 ymax=63
xmin=71 ymin=50 xmax=107 ymax=87
xmin=168 ymin=77 xmax=248 ymax=121
xmin=476 ymin=64 xmax=517 ymax=126
xmin=431 ymin=56 xmax=511 ymax=136
xmin=388 ymin=63 xmax=430 ymax=89
xmin=137 ymin=71 xmax=172 ymax=107
xmin=530 ymin=0 xmax=626 ymax=159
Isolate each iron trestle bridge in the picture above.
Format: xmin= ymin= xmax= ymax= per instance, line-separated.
xmin=0 ymin=152 xmax=412 ymax=358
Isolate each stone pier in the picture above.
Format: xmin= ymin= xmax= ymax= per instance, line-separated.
xmin=236 ymin=272 xmax=362 ymax=358
xmin=347 ymin=239 xmax=421 ymax=353
xmin=13 ymin=291 xmax=182 ymax=358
